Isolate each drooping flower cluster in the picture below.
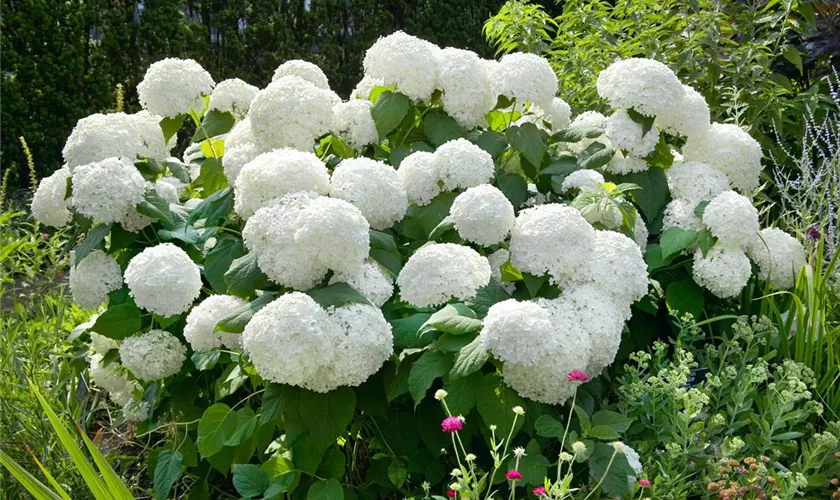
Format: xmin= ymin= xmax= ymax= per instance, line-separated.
xmin=119 ymin=329 xmax=187 ymax=381
xmin=31 ymin=167 xmax=72 ymax=227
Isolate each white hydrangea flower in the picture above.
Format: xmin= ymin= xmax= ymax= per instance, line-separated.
xmin=702 ymin=190 xmax=760 ymax=250
xmin=665 ymin=160 xmax=730 ymax=203
xmin=208 ymin=78 xmax=258 ymax=119
xmin=435 ymin=47 xmax=496 ymax=129
xmin=655 ymin=85 xmax=710 ymax=137
xmin=692 ymin=245 xmax=752 ymax=298
xmin=123 ymin=400 xmax=150 ymax=422
xmin=605 ymin=109 xmax=660 ymax=158
xmin=329 ymin=260 xmax=394 ymax=307
xmin=272 ymin=60 xmax=330 ymax=89
xmin=490 ymin=52 xmax=558 ymax=107
xmin=480 ymin=299 xmax=555 ymax=366
xmin=32 ymin=167 xmax=72 ymax=227
xmin=523 ymin=183 xmax=549 ymax=208
xmin=449 ymin=184 xmax=515 ymax=246
xmin=605 ymin=151 xmax=647 ymax=175
xmin=747 ymin=227 xmax=807 ymax=289
xmin=431 ymin=138 xmax=494 ymax=191
xmin=234 ymin=148 xmax=330 ymax=220
xmin=531 ymin=97 xmax=572 ymax=132
xmin=560 ymin=169 xmax=605 ymax=193
xmin=243 ymin=193 xmax=329 ymax=290
xmin=363 ymin=31 xmax=440 ymax=101
xmin=634 ymin=215 xmax=649 ymax=252
xmin=682 ymin=123 xmax=763 ymax=193
xmin=573 ymin=231 xmax=648 ymax=306
xmin=294 ymin=196 xmax=370 ymax=275
xmin=397 ymin=243 xmax=491 ymax=308
xmin=89 ymin=353 xmax=138 ymax=406
xmin=119 ymin=179 xmax=180 ymax=233
xmin=183 ymin=295 xmax=248 ymax=351
xmin=351 ymin=75 xmax=384 ymax=100
xmin=70 ymin=250 xmax=123 ymax=309
xmin=510 ymin=204 xmax=595 ymax=287
xmin=63 ymin=112 xmax=168 ymax=170
xmin=596 ymin=58 xmax=684 ymax=117
xmin=137 ymin=58 xmax=214 ymax=118
xmin=222 ymin=117 xmax=259 ymax=184
xmin=566 ymin=285 xmax=630 ymax=376
xmin=90 ymin=332 xmax=119 ymax=354
xmin=249 ymin=76 xmax=339 ymax=152
xmin=329 ymin=157 xmax=408 ymax=230
xmin=71 ymin=157 xmax=146 ymax=224
xmin=124 ymin=243 xmax=203 ymax=317
xmin=331 ymin=100 xmax=378 ymax=149
xmin=662 ymin=199 xmax=704 ymax=232
xmin=397 ymin=151 xmax=440 ymax=206
xmin=119 ymin=329 xmax=187 ymax=381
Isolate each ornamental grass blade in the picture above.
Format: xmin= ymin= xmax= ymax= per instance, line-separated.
xmin=78 ymin=428 xmax=135 ymax=499
xmin=26 ymin=446 xmax=72 ymax=500
xmin=0 ymin=450 xmax=65 ymax=500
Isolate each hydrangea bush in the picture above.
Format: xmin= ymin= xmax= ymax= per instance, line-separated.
xmin=34 ymin=31 xmax=808 ymax=498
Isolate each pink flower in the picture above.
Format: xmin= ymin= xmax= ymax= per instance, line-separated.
xmin=446 ymin=489 xmax=456 ymax=498
xmin=505 ymin=469 xmax=523 ymax=481
xmin=41 ymin=233 xmax=50 ymax=240
xmin=639 ymin=479 xmax=651 ymax=487
xmin=568 ymin=370 xmax=589 ymax=382
xmin=441 ymin=416 xmax=463 ymax=433
xmin=533 ymin=485 xmax=547 ymax=496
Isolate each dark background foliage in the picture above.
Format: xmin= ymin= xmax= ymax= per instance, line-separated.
xmin=0 ymin=0 xmax=508 ymax=186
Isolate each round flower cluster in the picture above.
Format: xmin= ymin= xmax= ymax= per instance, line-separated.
xmin=363 ymin=31 xmax=440 ymax=101
xmin=183 ymin=295 xmax=248 ymax=351
xmin=431 ymin=138 xmax=495 ymax=191
xmin=329 ymin=260 xmax=394 ymax=308
xmin=90 ymin=353 xmax=139 ymax=407
xmin=655 ymin=85 xmax=711 ymax=137
xmin=137 ymin=58 xmax=215 ymax=118
xmin=221 ymin=117 xmax=258 ymax=183
xmin=208 ymin=78 xmax=259 ymax=119
xmin=560 ymin=169 xmax=605 ymax=193
xmin=71 ymin=157 xmax=146 ymax=224
xmin=63 ymin=112 xmax=169 ymax=170
xmin=605 ymin=109 xmax=660 ymax=157
xmin=436 ymin=47 xmax=496 ymax=128
xmin=331 ymin=100 xmax=378 ymax=149
xmin=480 ymin=299 xmax=556 ymax=366
xmin=124 ymin=243 xmax=203 ymax=317
xmin=665 ymin=160 xmax=730 ymax=203
xmin=683 ymin=123 xmax=763 ymax=193
xmin=397 ymin=152 xmax=440 ymax=206
xmin=692 ymin=245 xmax=753 ymax=299
xmin=31 ymin=167 xmax=72 ymax=227
xmin=272 ymin=59 xmax=330 ymax=89
xmin=329 ymin=158 xmax=408 ymax=230
xmin=490 ymin=52 xmax=558 ymax=108
xmin=397 ymin=243 xmax=491 ymax=308
xmin=596 ymin=58 xmax=684 ymax=117
xmin=702 ymin=190 xmax=760 ymax=250
xmin=242 ymin=293 xmax=393 ymax=392
xmin=119 ymin=329 xmax=187 ymax=381
xmin=449 ymin=184 xmax=515 ymax=246
xmin=748 ymin=228 xmax=807 ymax=290
xmin=70 ymin=250 xmax=123 ymax=310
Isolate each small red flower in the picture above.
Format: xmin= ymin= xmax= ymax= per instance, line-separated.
xmin=506 ymin=469 xmax=523 ymax=481
xmin=639 ymin=479 xmax=651 ymax=487
xmin=533 ymin=485 xmax=548 ymax=496
xmin=441 ymin=416 xmax=463 ymax=433
xmin=446 ymin=489 xmax=457 ymax=498
xmin=568 ymin=370 xmax=589 ymax=382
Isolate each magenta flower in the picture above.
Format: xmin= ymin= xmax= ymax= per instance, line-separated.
xmin=441 ymin=416 xmax=463 ymax=433
xmin=568 ymin=370 xmax=589 ymax=382
xmin=639 ymin=479 xmax=651 ymax=487
xmin=533 ymin=485 xmax=547 ymax=496
xmin=808 ymin=225 xmax=821 ymax=242
xmin=446 ymin=490 xmax=456 ymax=498
xmin=505 ymin=469 xmax=523 ymax=480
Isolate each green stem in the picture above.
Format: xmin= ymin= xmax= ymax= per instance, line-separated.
xmin=582 ymin=450 xmax=618 ymax=500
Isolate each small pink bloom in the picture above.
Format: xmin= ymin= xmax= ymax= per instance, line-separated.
xmin=533 ymin=485 xmax=547 ymax=496
xmin=441 ymin=416 xmax=463 ymax=433
xmin=446 ymin=489 xmax=456 ymax=498
xmin=568 ymin=370 xmax=589 ymax=382
xmin=505 ymin=469 xmax=523 ymax=481
xmin=41 ymin=233 xmax=49 ymax=240
xmin=639 ymin=479 xmax=651 ymax=487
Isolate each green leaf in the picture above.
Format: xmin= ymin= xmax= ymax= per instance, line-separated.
xmin=137 ymin=187 xmax=175 ymax=226
xmin=626 ymin=108 xmax=656 ymax=136
xmin=109 ymin=224 xmax=138 ymax=252
xmin=369 ymin=230 xmax=402 ymax=276
xmin=160 ymin=114 xmax=186 ymax=144
xmin=659 ymin=227 xmax=698 ymax=261
xmin=154 ymin=450 xmax=185 ymax=500
xmin=449 ymin=336 xmax=489 ymax=379
xmin=666 ymin=279 xmax=705 ymax=319
xmin=92 ymin=302 xmax=142 ymax=340
xmin=507 ymin=123 xmax=546 ymax=170
xmin=541 ymin=156 xmax=578 ymax=177
xmin=476 ymin=373 xmax=525 ymax=438
xmin=190 ymin=187 xmax=234 ymax=225
xmin=193 ymin=110 xmax=236 ymax=141
xmin=436 ymin=333 xmax=475 ymax=352
xmin=387 ymin=459 xmax=408 ymax=489
xmin=191 ymin=351 xmax=220 ymax=371
xmin=591 ymin=410 xmax=633 ymax=434
xmin=496 ymin=173 xmax=528 ymax=208
xmin=215 ymin=364 xmax=248 ymax=401
xmin=644 ymin=135 xmax=674 ymax=169
xmin=589 ymin=425 xmax=621 ymax=440
xmin=196 ymin=158 xmax=228 ymax=194
xmin=476 ymin=130 xmax=508 ymax=157
xmin=204 ymin=237 xmax=246 ymax=294
xmin=693 ymin=200 xmax=710 ymax=218
xmin=421 ymin=303 xmax=482 ymax=335
xmin=259 ymin=384 xmax=286 ymax=426
xmin=215 ymin=292 xmax=276 ymax=333
xmin=391 ymin=313 xmax=435 ymax=349
xmin=233 ymin=464 xmax=269 ymax=498
xmin=696 ymin=228 xmax=716 ymax=257
xmin=165 ymin=159 xmax=191 ymax=184
xmin=588 ymin=443 xmax=635 ymax=498
xmin=465 ymin=281 xmax=511 ymax=318
xmin=534 ymin=415 xmax=565 ymax=438
xmin=522 ymin=273 xmax=548 ymax=298
xmin=197 ymin=403 xmax=238 ymax=458
xmin=507 ymin=439 xmax=548 ymax=486
xmin=307 ymin=479 xmax=343 ymax=500
xmin=75 ymin=224 xmax=111 ymax=263
xmin=298 ymin=387 xmax=356 ymax=451
xmin=428 ymin=216 xmax=456 ymax=241
xmin=371 ymin=91 xmax=410 ymax=139
xmin=552 ymin=124 xmax=604 ymax=142
xmin=578 ymin=147 xmax=615 ymax=170
xmin=781 ymin=45 xmax=803 ymax=75
xmin=408 ymin=351 xmax=453 ymax=406
xmin=423 ymin=111 xmax=466 ymax=147
xmin=613 ymin=168 xmax=669 ymax=223
xmin=308 ymin=282 xmax=372 ymax=309
xmin=401 ymin=191 xmax=458 ymax=240
xmin=224 ymin=252 xmax=271 ymax=299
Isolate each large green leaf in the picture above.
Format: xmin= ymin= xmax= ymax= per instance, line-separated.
xmin=391 ymin=313 xmax=435 ymax=349
xmin=476 ymin=373 xmax=525 ymax=438
xmin=507 ymin=123 xmax=546 ymax=170
xmin=612 ymin=168 xmax=669 ymax=223
xmin=193 ymin=110 xmax=236 ymax=141
xmin=534 ymin=415 xmax=565 ymax=438
xmin=369 ymin=230 xmax=402 ymax=276
xmin=449 ymin=337 xmax=489 ymax=380
xmin=204 ymin=237 xmax=246 ymax=294
xmin=466 ymin=281 xmax=511 ymax=318
xmin=552 ymin=124 xmax=604 ymax=142
xmin=371 ymin=91 xmax=410 ymax=139
xmin=259 ymin=384 xmax=286 ymax=426
xmin=298 ymin=387 xmax=356 ymax=451
xmin=92 ymin=302 xmax=142 ymax=340
xmin=154 ymin=450 xmax=185 ymax=500
xmin=224 ymin=252 xmax=271 ymax=299
xmin=75 ymin=224 xmax=111 ymax=263
xmin=136 ymin=187 xmax=174 ymax=226
xmin=197 ymin=403 xmax=238 ymax=458
xmin=578 ymin=147 xmax=615 ymax=170
xmin=659 ymin=227 xmax=698 ymax=261
xmin=665 ymin=279 xmax=705 ymax=319
xmin=420 ymin=303 xmax=482 ymax=335
xmin=476 ymin=130 xmax=508 ymax=157
xmin=588 ymin=443 xmax=635 ymax=498
xmin=307 ymin=479 xmax=343 ymax=500
xmin=215 ymin=292 xmax=276 ymax=333
xmin=196 ymin=158 xmax=228 ymax=195
xmin=215 ymin=364 xmax=249 ymax=401
xmin=160 ymin=114 xmax=186 ymax=144
xmin=400 ymin=192 xmax=458 ymax=240
xmin=233 ymin=464 xmax=269 ymax=499
xmin=189 ymin=186 xmax=234 ymax=226
xmin=496 ymin=173 xmax=528 ymax=209
xmin=408 ymin=351 xmax=453 ymax=407
xmin=423 ymin=111 xmax=466 ymax=146
xmin=307 ymin=282 xmax=372 ymax=309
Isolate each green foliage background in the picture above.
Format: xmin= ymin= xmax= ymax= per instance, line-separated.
xmin=0 ymin=0 xmax=504 ymax=185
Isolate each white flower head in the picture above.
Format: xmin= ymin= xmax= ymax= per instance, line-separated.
xmin=137 ymin=58 xmax=214 ymax=117
xmin=292 ymin=196 xmax=371 ymax=274
xmin=747 ymin=227 xmax=807 ymax=289
xmin=435 ymin=389 xmax=448 ymax=401
xmin=702 ymin=190 xmax=760 ymax=250
xmin=119 ymin=179 xmax=180 ymax=233
xmin=450 ymin=184 xmax=515 ymax=246
xmin=573 ymin=230 xmax=649 ymax=306
xmin=397 ymin=243 xmax=491 ymax=308
xmin=222 ymin=117 xmax=259 ymax=184
xmin=350 ymin=75 xmax=385 ymax=100
xmin=666 ymin=160 xmax=730 ymax=203
xmin=692 ymin=245 xmax=752 ymax=298
xmin=683 ymin=123 xmax=763 ymax=193
xmin=560 ymin=169 xmax=605 ymax=193
xmin=512 ymin=445 xmax=526 ymax=456
xmin=596 ymin=58 xmax=683 ymax=117
xmin=662 ymin=199 xmax=704 ymax=232
xmin=612 ymin=442 xmax=626 ymax=454
xmin=329 ymin=157 xmax=408 ymax=230
xmin=123 ymin=400 xmax=150 ymax=422
xmin=431 ymin=138 xmax=495 ymax=191
xmin=655 ymin=85 xmax=711 ymax=137
xmin=71 ymin=157 xmax=146 ymax=224
xmin=480 ymin=299 xmax=555 ymax=366
xmin=124 ymin=243 xmax=203 ymax=317
xmin=234 ymin=148 xmax=330 ymax=220
xmin=208 ymin=78 xmax=258 ymax=119
xmin=249 ymin=76 xmax=339 ymax=152
xmin=435 ymin=48 xmax=496 ymax=129
xmin=331 ymin=100 xmax=378 ymax=149
xmin=89 ymin=353 xmax=138 ymax=405
xmin=490 ymin=52 xmax=558 ymax=107
xmin=572 ymin=442 xmax=586 ymax=454
xmin=63 ymin=112 xmax=168 ymax=170
xmin=634 ymin=214 xmax=649 ymax=252
xmin=329 ymin=260 xmax=394 ymax=307
xmin=272 ymin=59 xmax=330 ymax=89
xmin=32 ymin=167 xmax=72 ymax=227
xmin=605 ymin=109 xmax=660 ymax=158
xmin=183 ymin=295 xmax=248 ymax=351
xmin=70 ymin=250 xmax=123 ymax=309
xmin=531 ymin=97 xmax=572 ymax=132
xmin=397 ymin=151 xmax=440 ymax=206
xmin=605 ymin=151 xmax=648 ymax=175
xmin=119 ymin=329 xmax=187 ymax=381
xmin=363 ymin=31 xmax=440 ymax=101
